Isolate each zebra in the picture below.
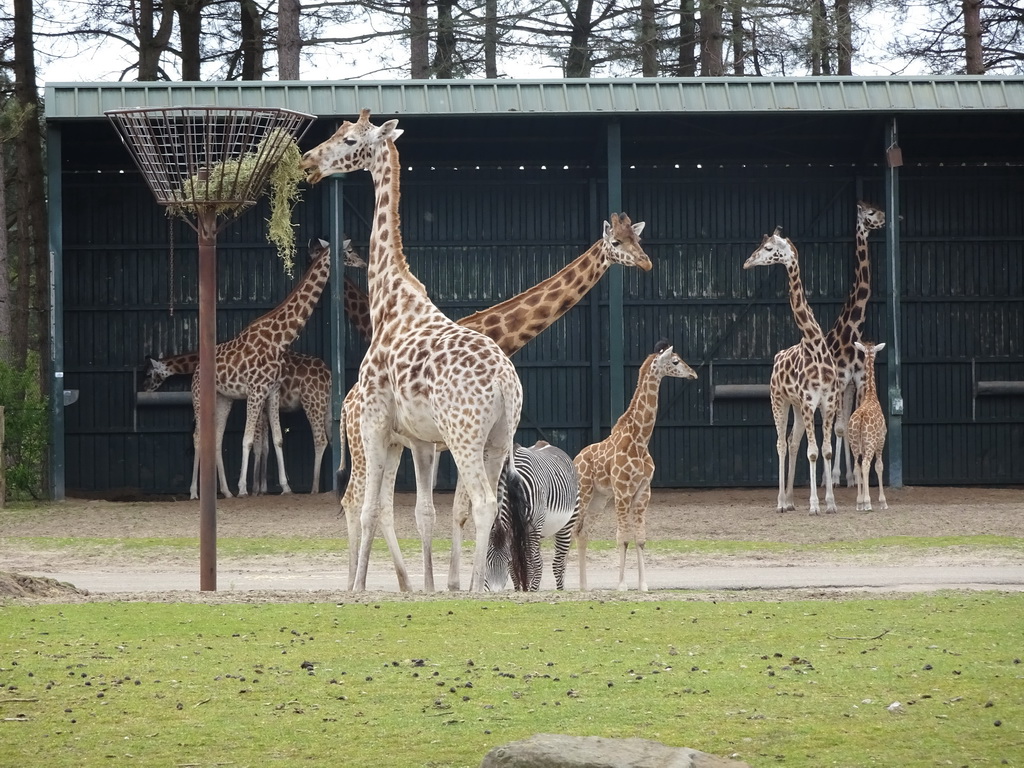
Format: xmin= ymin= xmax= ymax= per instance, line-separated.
xmin=485 ymin=440 xmax=580 ymax=591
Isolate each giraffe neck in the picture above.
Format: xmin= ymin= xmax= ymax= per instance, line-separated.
xmin=161 ymin=352 xmax=200 ymax=376
xmin=829 ymin=218 xmax=874 ymax=347
xmin=861 ymin=354 xmax=880 ymax=405
xmin=459 ymin=241 xmax=610 ymax=356
xmin=785 ymin=261 xmax=827 ymax=351
xmin=343 ymin=275 xmax=373 ymax=342
xmin=611 ymin=356 xmax=662 ymax=448
xmin=366 ymin=138 xmax=428 ymax=328
xmin=247 ymin=245 xmax=332 ymax=348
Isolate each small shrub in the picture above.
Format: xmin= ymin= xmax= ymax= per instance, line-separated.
xmin=0 ymin=353 xmax=48 ymax=500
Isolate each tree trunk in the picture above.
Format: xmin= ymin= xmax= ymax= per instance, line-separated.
xmin=240 ymin=0 xmax=265 ymax=80
xmin=0 ymin=137 xmax=10 ymax=347
xmin=731 ymin=0 xmax=744 ymax=74
xmin=484 ymin=0 xmax=498 ymax=78
xmin=835 ymin=0 xmax=852 ymax=75
xmin=409 ymin=0 xmax=430 ymax=78
xmin=278 ymin=0 xmax=301 ymax=79
xmin=11 ymin=0 xmax=50 ymax=379
xmin=678 ymin=0 xmax=697 ymax=76
xmin=136 ymin=0 xmax=175 ymax=80
xmin=699 ymin=0 xmax=724 ymax=77
xmin=640 ymin=0 xmax=658 ymax=76
xmin=433 ymin=0 xmax=457 ymax=78
xmin=565 ymin=0 xmax=595 ymax=77
xmin=178 ymin=0 xmax=203 ymax=81
xmin=963 ymin=0 xmax=984 ymax=74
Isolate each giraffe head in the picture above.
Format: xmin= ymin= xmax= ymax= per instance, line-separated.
xmin=602 ymin=213 xmax=652 ymax=272
xmin=854 ymin=340 xmax=886 ymax=357
xmin=342 ymin=239 xmax=367 ymax=269
xmin=743 ymin=226 xmax=798 ymax=270
xmin=857 ymin=201 xmax=886 ymax=232
xmin=651 ymin=340 xmax=698 ymax=381
xmin=300 ymin=109 xmax=403 ymax=183
xmin=141 ymin=356 xmax=174 ymax=392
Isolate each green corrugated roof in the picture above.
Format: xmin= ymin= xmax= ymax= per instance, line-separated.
xmin=45 ymin=76 xmax=1024 ymax=120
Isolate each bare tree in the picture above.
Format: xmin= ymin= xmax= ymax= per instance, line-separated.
xmin=678 ymin=0 xmax=698 ymax=75
xmin=278 ymin=0 xmax=301 ymax=78
xmin=889 ymin=0 xmax=1024 ymax=74
xmin=699 ymin=0 xmax=725 ymax=75
xmin=835 ymin=0 xmax=852 ymax=74
xmin=239 ymin=0 xmax=265 ymax=79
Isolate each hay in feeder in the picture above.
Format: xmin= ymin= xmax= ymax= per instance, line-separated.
xmin=169 ymin=128 xmax=305 ymax=272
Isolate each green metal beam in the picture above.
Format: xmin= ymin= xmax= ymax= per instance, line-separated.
xmin=606 ymin=119 xmax=625 ymax=422
xmin=884 ymin=117 xmax=904 ymax=489
xmin=327 ymin=176 xmax=346 ymax=493
xmin=47 ymin=123 xmax=65 ymax=501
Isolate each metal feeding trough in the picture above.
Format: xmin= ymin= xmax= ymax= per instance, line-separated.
xmin=105 ymin=106 xmax=313 ymax=591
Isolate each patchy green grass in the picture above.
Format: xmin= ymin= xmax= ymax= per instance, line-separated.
xmin=3 ymin=534 xmax=1023 ymax=561
xmin=1 ymin=595 xmax=1022 ymax=767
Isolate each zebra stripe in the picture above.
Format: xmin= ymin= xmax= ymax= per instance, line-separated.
xmin=485 ymin=441 xmax=580 ymax=591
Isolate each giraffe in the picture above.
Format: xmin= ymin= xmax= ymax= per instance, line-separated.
xmin=846 ymin=341 xmax=888 ymax=511
xmin=142 ymin=241 xmax=366 ymax=496
xmin=572 ymin=341 xmax=697 ymax=592
xmin=336 ymin=213 xmax=652 ymax=592
xmin=189 ymin=237 xmax=334 ymax=499
xmin=744 ymin=227 xmax=840 ymax=515
xmin=826 ymin=201 xmax=886 ymax=487
xmin=300 ymin=109 xmax=524 ymax=593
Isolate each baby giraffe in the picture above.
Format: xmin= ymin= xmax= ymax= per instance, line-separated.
xmin=846 ymin=341 xmax=888 ymax=511
xmin=573 ymin=341 xmax=697 ymax=592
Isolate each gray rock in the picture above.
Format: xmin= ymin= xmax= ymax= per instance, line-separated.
xmin=480 ymin=734 xmax=753 ymax=768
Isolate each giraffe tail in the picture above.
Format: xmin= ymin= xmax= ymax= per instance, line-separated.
xmin=335 ymin=406 xmax=351 ymax=499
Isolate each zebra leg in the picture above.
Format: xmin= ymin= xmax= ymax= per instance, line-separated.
xmin=551 ymin=522 xmax=574 ymax=591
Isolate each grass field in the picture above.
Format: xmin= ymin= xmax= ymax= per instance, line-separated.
xmin=2 ymin=593 xmax=1022 ymax=767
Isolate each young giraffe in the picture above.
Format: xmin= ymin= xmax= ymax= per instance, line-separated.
xmin=744 ymin=227 xmax=840 ymax=515
xmin=337 ymin=213 xmax=652 ymax=592
xmin=188 ymin=237 xmax=333 ymax=499
xmin=142 ymin=243 xmax=367 ymax=496
xmin=826 ymin=201 xmax=886 ymax=487
xmin=300 ymin=109 xmax=523 ymax=593
xmin=573 ymin=341 xmax=697 ymax=592
xmin=846 ymin=341 xmax=888 ymax=511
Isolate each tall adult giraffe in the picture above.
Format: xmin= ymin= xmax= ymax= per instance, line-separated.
xmin=188 ymin=237 xmax=333 ymax=499
xmin=826 ymin=201 xmax=886 ymax=487
xmin=337 ymin=213 xmax=652 ymax=592
xmin=744 ymin=228 xmax=839 ymax=515
xmin=142 ymin=242 xmax=367 ymax=496
xmin=300 ymin=109 xmax=523 ymax=593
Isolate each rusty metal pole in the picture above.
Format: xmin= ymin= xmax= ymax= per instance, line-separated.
xmin=198 ymin=210 xmax=218 ymax=591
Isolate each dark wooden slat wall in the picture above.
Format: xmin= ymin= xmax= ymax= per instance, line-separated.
xmin=61 ymin=161 xmax=1024 ymax=494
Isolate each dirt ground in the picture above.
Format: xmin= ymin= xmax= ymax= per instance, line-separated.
xmin=1 ymin=485 xmax=1021 ymax=603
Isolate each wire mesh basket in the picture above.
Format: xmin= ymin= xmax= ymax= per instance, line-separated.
xmin=105 ymin=106 xmax=314 ymax=223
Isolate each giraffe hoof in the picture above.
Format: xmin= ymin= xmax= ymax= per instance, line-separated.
xmin=617 ymin=583 xmax=628 ymax=592
xmin=879 ymin=502 xmax=889 ymax=510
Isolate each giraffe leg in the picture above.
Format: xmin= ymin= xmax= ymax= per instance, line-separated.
xmin=829 ymin=384 xmax=854 ymax=487
xmin=236 ymin=389 xmax=266 ymax=498
xmin=214 ymin=395 xmax=234 ymax=497
xmin=785 ymin=410 xmax=805 ymax=513
xmin=354 ymin=435 xmax=400 ymax=592
xmin=633 ymin=481 xmax=652 ymax=592
xmin=265 ymin=387 xmax=292 ymax=495
xmin=379 ymin=441 xmax=412 ymax=591
xmin=409 ymin=441 xmax=438 ymax=592
xmin=454 ymin=445 xmax=505 ymax=593
xmin=857 ymin=452 xmax=871 ymax=511
xmin=799 ymin=403 xmax=822 ymax=515
xmin=820 ymin=395 xmax=839 ymax=514
xmin=874 ymin=452 xmax=888 ymax=510
xmin=303 ymin=393 xmax=328 ymax=494
xmin=772 ymin=397 xmax=794 ymax=513
xmin=615 ymin=492 xmax=633 ymax=591
xmin=448 ymin=480 xmax=471 ymax=591
xmin=572 ymin=472 xmax=601 ymax=591
xmin=253 ymin=407 xmax=269 ymax=495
